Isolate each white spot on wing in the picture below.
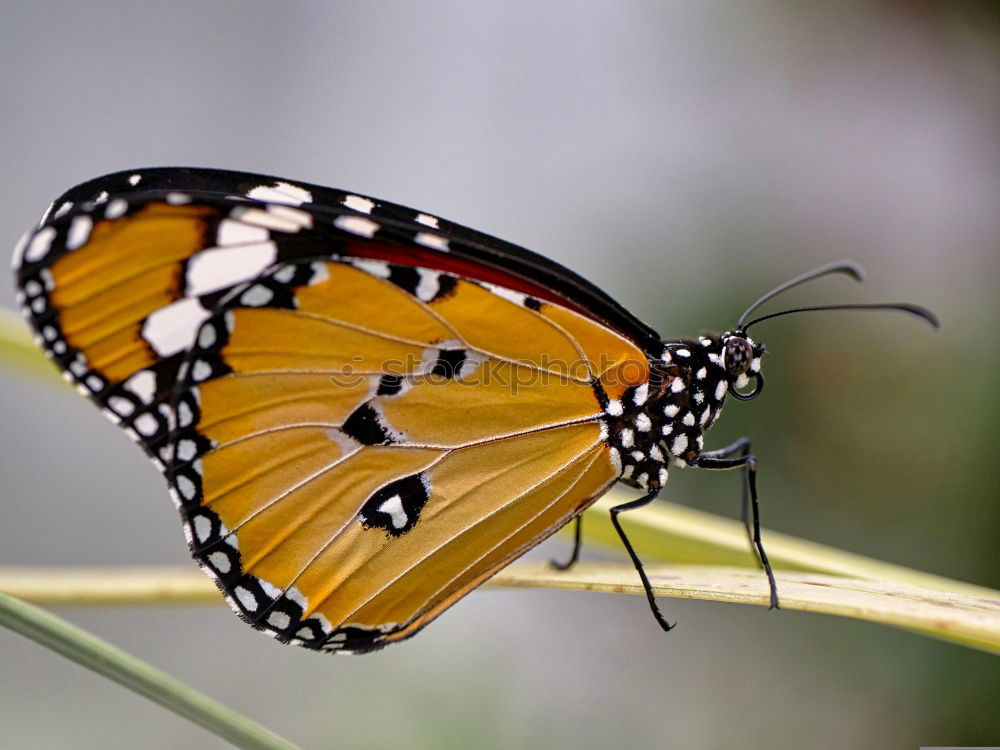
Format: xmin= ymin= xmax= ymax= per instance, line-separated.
xmin=209 ymin=551 xmax=231 ymax=574
xmin=230 ymin=206 xmax=303 ymax=233
xmin=353 ymin=259 xmax=391 ymax=278
xmin=241 ymin=284 xmax=274 ymax=306
xmin=66 ymin=215 xmax=93 ymax=250
xmin=193 ymin=514 xmax=212 ymax=543
xmin=185 ymin=242 xmax=277 ymax=296
xmin=128 ymin=173 xmax=142 ymax=186
xmin=343 ymin=194 xmax=375 ymax=214
xmin=414 ymin=269 xmax=441 ymax=301
xmin=177 ymin=473 xmax=200 ymax=502
xmin=309 ymin=262 xmax=330 ymax=285
xmin=197 ymin=324 xmax=216 ymax=348
xmin=483 ymin=283 xmax=526 ymax=306
xmin=415 ymin=213 xmax=439 ymax=228
xmin=24 ymin=227 xmax=56 ymax=263
xmin=334 ymin=215 xmax=379 ymax=238
xmin=142 ymin=298 xmax=212 ymax=356
xmin=178 ymin=398 xmax=195 ymax=428
xmin=176 ymin=439 xmax=198 ymax=462
xmin=377 ymin=495 xmax=409 ymax=530
xmin=192 ymin=360 xmax=213 ymax=382
xmin=124 ymin=370 xmax=157 ymax=403
xmin=266 ymin=204 xmax=312 ymax=230
xmin=217 ymin=219 xmax=269 ymax=246
xmin=415 ymin=232 xmax=449 ymax=252
xmin=234 ymin=586 xmax=258 ymax=611
xmin=267 ymin=611 xmax=290 ymax=630
xmin=105 ymin=198 xmax=128 ymax=219
xmin=133 ymin=412 xmax=159 ymax=437
xmin=246 ymin=181 xmax=312 ymax=206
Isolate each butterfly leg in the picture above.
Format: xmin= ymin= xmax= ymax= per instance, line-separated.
xmin=610 ymin=488 xmax=675 ymax=632
xmin=550 ymin=515 xmax=583 ymax=571
xmin=693 ymin=449 xmax=780 ymax=609
xmin=698 ymin=438 xmax=754 ymax=555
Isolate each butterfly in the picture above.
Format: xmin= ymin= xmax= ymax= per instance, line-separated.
xmin=12 ymin=168 xmax=939 ymax=653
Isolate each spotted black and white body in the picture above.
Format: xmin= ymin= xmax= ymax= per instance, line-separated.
xmin=603 ymin=334 xmax=763 ymax=494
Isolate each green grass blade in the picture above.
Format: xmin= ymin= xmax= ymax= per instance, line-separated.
xmin=577 ymin=493 xmax=999 ymax=599
xmin=2 ymin=560 xmax=998 ymax=655
xmin=0 ymin=307 xmax=62 ymax=384
xmin=0 ymin=591 xmax=301 ymax=750
xmin=493 ymin=562 xmax=1000 ymax=656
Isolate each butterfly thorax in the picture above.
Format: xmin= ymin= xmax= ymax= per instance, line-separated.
xmin=606 ymin=333 xmax=761 ymax=491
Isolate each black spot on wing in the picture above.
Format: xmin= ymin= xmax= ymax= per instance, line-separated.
xmin=386 ymin=265 xmax=421 ymax=296
xmin=341 ymin=403 xmax=398 ymax=445
xmin=376 ymin=374 xmax=404 ymax=396
xmin=430 ymin=349 xmax=468 ymax=379
xmin=524 ymin=296 xmax=542 ymax=311
xmin=431 ymin=274 xmax=458 ymax=302
xmin=358 ymin=474 xmax=430 ymax=537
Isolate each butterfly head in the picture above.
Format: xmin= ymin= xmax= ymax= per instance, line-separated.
xmin=717 ymin=331 xmax=766 ymax=401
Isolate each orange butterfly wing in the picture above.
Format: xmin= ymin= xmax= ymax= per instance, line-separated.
xmin=15 ymin=173 xmax=654 ymax=652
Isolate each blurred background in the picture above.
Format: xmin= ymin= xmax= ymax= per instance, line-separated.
xmin=1 ymin=2 xmax=998 ymax=747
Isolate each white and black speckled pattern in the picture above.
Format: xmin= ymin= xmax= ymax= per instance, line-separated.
xmin=603 ymin=333 xmax=765 ymax=491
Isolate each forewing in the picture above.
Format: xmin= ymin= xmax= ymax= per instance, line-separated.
xmin=35 ymin=167 xmax=662 ymax=350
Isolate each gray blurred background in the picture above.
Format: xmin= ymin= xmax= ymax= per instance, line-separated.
xmin=1 ymin=2 xmax=998 ymax=748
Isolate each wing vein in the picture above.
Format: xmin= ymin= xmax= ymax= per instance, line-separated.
xmin=331 ymin=446 xmax=606 ymax=634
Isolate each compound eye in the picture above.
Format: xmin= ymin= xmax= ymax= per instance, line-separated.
xmin=724 ymin=337 xmax=753 ymax=376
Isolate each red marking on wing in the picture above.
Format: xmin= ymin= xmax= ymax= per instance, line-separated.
xmin=343 ymin=240 xmax=597 ymax=320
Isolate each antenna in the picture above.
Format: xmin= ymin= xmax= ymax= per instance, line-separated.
xmin=742 ymin=302 xmax=940 ymax=331
xmin=736 ymin=261 xmax=865 ymax=329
